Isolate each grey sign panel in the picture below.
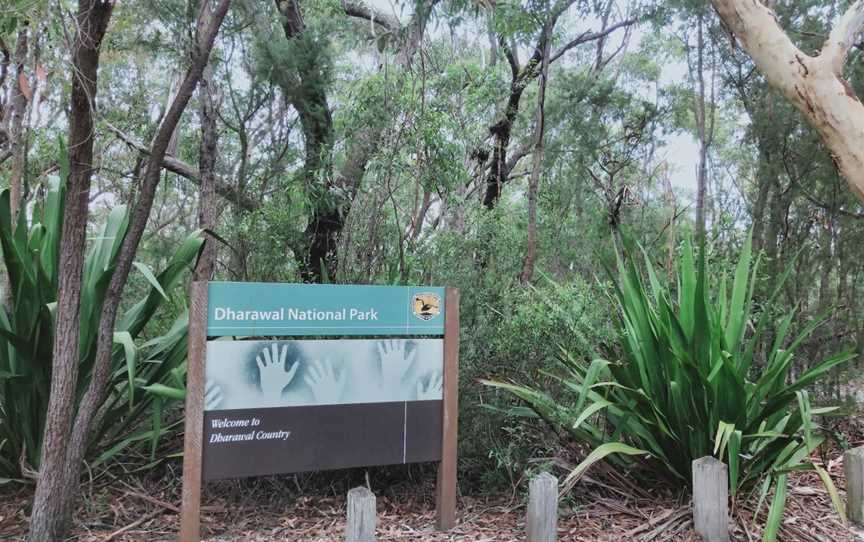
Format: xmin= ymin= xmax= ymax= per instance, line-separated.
xmin=204 ymin=339 xmax=443 ymax=410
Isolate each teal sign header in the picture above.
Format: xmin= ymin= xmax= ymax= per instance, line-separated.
xmin=207 ymin=282 xmax=445 ymax=336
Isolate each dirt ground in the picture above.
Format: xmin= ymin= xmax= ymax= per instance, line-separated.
xmin=3 ymin=410 xmax=864 ymax=540
xmin=1 ymin=458 xmax=860 ymax=541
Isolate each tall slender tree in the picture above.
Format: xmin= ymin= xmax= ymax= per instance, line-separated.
xmin=28 ymin=2 xmax=232 ymax=539
xmin=28 ymin=2 xmax=114 ymax=537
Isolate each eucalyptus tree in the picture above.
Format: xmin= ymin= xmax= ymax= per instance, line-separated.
xmin=28 ymin=3 xmax=115 ymax=539
xmin=711 ymin=0 xmax=864 ymax=203
xmin=477 ymin=0 xmax=638 ymax=210
xmin=253 ymin=0 xmax=439 ymax=282
xmin=711 ymin=0 xmax=864 ymax=376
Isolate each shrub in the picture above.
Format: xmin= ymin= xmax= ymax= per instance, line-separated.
xmin=456 ymin=274 xmax=614 ymax=487
xmin=485 ymin=236 xmax=854 ymax=538
xmin=0 ymin=143 xmax=201 ymax=479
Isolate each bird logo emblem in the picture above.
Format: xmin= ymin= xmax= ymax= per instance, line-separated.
xmin=412 ymin=293 xmax=441 ymax=321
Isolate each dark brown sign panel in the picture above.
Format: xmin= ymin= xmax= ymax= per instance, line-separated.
xmin=202 ymin=402 xmax=442 ymax=479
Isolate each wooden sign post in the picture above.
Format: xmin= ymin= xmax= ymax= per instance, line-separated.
xmin=437 ymin=287 xmax=459 ymax=530
xmin=179 ymin=282 xmax=459 ymax=541
xmin=180 ymin=281 xmax=207 ymax=542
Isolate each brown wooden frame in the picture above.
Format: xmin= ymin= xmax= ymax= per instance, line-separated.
xmin=436 ymin=287 xmax=460 ymax=530
xmin=179 ymin=282 xmax=459 ymax=540
xmin=180 ymin=281 xmax=207 ymax=541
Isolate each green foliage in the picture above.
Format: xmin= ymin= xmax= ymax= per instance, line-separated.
xmin=455 ymin=265 xmax=615 ymax=485
xmin=0 ymin=142 xmax=202 ymax=479
xmin=484 ymin=235 xmax=854 ymax=534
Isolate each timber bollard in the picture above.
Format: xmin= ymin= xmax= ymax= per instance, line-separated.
xmin=845 ymin=447 xmax=864 ymax=525
xmin=345 ymin=486 xmax=376 ymax=542
xmin=692 ymin=456 xmax=729 ymax=542
xmin=527 ymin=472 xmax=558 ymax=542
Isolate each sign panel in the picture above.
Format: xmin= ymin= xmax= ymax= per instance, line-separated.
xmin=207 ymin=283 xmax=445 ymax=336
xmin=202 ymin=339 xmax=443 ymax=480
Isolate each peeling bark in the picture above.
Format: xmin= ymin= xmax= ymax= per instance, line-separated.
xmin=711 ymin=0 xmax=864 ymax=202
xmin=4 ymin=27 xmax=30 ymax=222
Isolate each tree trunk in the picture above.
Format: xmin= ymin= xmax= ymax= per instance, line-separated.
xmin=663 ymin=170 xmax=677 ymax=279
xmin=27 ymin=3 xmax=114 ymax=540
xmin=63 ymin=0 xmax=230 ymax=493
xmin=817 ymin=216 xmax=835 ymax=315
xmin=195 ymin=62 xmax=218 ymax=282
xmin=710 ymin=0 xmax=864 ymax=203
xmin=483 ymin=71 xmax=529 ymax=209
xmin=480 ymin=13 xmax=636 ymax=209
xmin=764 ymin=180 xmax=784 ymax=282
xmin=275 ymin=0 xmax=438 ymax=282
xmin=29 ymin=2 xmax=230 ymax=540
xmin=520 ymin=19 xmax=552 ymax=284
xmin=5 ymin=26 xmax=29 ymax=222
xmin=273 ymin=0 xmax=335 ymax=282
xmin=750 ymin=152 xmax=774 ymax=254
xmin=692 ymin=11 xmax=715 ymax=239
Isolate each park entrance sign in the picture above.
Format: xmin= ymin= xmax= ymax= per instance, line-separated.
xmin=179 ymin=282 xmax=459 ymax=541
xmin=206 ymin=282 xmax=446 ymax=335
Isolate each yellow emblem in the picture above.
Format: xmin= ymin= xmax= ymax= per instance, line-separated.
xmin=412 ymin=293 xmax=441 ymax=321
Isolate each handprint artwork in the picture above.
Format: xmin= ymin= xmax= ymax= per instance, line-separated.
xmin=204 ymin=338 xmax=443 ymax=410
xmin=205 ymin=380 xmax=223 ymax=410
xmin=202 ymin=337 xmax=445 ymax=479
xmin=256 ymin=343 xmax=299 ymax=403
xmin=417 ymin=373 xmax=443 ymax=400
xmin=377 ymin=339 xmax=418 ymax=389
xmin=305 ymin=359 xmax=347 ymax=405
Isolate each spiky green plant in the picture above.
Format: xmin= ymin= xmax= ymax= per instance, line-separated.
xmin=484 ymin=235 xmax=854 ymax=540
xmin=0 ymin=141 xmax=202 ymax=479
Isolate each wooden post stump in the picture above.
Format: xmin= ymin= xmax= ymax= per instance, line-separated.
xmin=845 ymin=447 xmax=864 ymax=525
xmin=692 ymin=456 xmax=729 ymax=542
xmin=345 ymin=487 xmax=376 ymax=542
xmin=527 ymin=472 xmax=558 ymax=542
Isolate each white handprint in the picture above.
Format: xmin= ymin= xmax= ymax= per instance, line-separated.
xmin=416 ymin=373 xmax=443 ymax=400
xmin=205 ymin=380 xmax=224 ymax=410
xmin=256 ymin=343 xmax=299 ymax=402
xmin=377 ymin=339 xmax=416 ymax=389
xmin=305 ymin=359 xmax=347 ymax=405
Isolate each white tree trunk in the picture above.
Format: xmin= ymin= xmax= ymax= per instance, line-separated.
xmin=710 ymin=0 xmax=864 ymax=202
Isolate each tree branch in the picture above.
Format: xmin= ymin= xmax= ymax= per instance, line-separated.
xmin=105 ymin=122 xmax=259 ymax=212
xmin=341 ymin=0 xmax=398 ymax=31
xmin=394 ymin=0 xmax=439 ymax=68
xmin=822 ymin=0 xmax=864 ymax=75
xmin=501 ymin=38 xmax=520 ymax=76
xmin=549 ymin=17 xmax=637 ymax=64
xmin=711 ymin=0 xmax=864 ymax=202
xmin=800 ymin=186 xmax=864 ymax=219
